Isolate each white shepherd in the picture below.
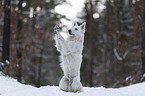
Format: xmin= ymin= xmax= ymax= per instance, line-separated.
xmin=54 ymin=22 xmax=86 ymax=92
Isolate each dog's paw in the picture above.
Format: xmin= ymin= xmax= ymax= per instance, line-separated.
xmin=54 ymin=25 xmax=60 ymax=34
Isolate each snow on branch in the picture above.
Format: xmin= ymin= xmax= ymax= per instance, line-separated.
xmin=113 ymin=46 xmax=139 ymax=61
xmin=113 ymin=48 xmax=131 ymax=61
xmin=123 ymin=50 xmax=130 ymax=59
xmin=113 ymin=48 xmax=123 ymax=61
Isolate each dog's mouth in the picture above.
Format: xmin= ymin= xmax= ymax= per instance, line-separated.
xmin=69 ymin=33 xmax=75 ymax=36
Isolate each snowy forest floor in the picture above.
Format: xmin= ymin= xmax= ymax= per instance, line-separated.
xmin=0 ymin=73 xmax=145 ymax=96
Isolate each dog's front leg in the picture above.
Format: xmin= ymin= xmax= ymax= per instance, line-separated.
xmin=57 ymin=33 xmax=71 ymax=55
xmin=54 ymin=26 xmax=70 ymax=55
xmin=54 ymin=26 xmax=62 ymax=52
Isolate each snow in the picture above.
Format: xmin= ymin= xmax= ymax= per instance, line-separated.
xmin=5 ymin=60 xmax=10 ymax=65
xmin=113 ymin=48 xmax=123 ymax=61
xmin=1 ymin=63 xmax=4 ymax=66
xmin=0 ymin=73 xmax=145 ymax=96
xmin=54 ymin=0 xmax=85 ymax=30
xmin=55 ymin=0 xmax=85 ymax=20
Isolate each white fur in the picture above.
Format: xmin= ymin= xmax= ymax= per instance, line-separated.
xmin=54 ymin=22 xmax=86 ymax=92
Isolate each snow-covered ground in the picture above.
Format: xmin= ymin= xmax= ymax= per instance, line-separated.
xmin=0 ymin=74 xmax=145 ymax=96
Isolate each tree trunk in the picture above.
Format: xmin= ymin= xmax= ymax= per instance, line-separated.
xmin=89 ymin=0 xmax=94 ymax=87
xmin=17 ymin=0 xmax=23 ymax=82
xmin=108 ymin=0 xmax=114 ymax=86
xmin=141 ymin=0 xmax=145 ymax=75
xmin=32 ymin=0 xmax=41 ymax=87
xmin=2 ymin=0 xmax=11 ymax=70
xmin=36 ymin=40 xmax=44 ymax=87
xmin=102 ymin=0 xmax=112 ymax=87
xmin=114 ymin=0 xmax=120 ymax=42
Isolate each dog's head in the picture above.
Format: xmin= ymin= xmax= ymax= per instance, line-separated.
xmin=68 ymin=22 xmax=86 ymax=36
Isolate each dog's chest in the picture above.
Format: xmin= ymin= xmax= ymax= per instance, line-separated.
xmin=67 ymin=38 xmax=83 ymax=53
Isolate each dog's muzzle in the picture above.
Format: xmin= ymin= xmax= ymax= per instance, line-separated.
xmin=68 ymin=29 xmax=72 ymax=34
xmin=68 ymin=29 xmax=74 ymax=36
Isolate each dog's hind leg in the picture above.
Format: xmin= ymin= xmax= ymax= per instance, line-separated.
xmin=59 ymin=76 xmax=69 ymax=92
xmin=71 ymin=76 xmax=83 ymax=92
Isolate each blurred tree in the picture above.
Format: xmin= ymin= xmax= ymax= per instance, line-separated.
xmin=88 ymin=0 xmax=94 ymax=87
xmin=0 ymin=0 xmax=67 ymax=87
xmin=80 ymin=0 xmax=142 ymax=87
xmin=16 ymin=0 xmax=23 ymax=82
xmin=141 ymin=0 xmax=145 ymax=75
xmin=20 ymin=0 xmax=67 ymax=86
xmin=0 ymin=0 xmax=143 ymax=88
xmin=79 ymin=0 xmax=100 ymax=87
xmin=0 ymin=0 xmax=4 ymax=70
xmin=2 ymin=0 xmax=11 ymax=71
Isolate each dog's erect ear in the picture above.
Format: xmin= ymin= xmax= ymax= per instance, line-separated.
xmin=74 ymin=22 xmax=78 ymax=26
xmin=80 ymin=22 xmax=86 ymax=33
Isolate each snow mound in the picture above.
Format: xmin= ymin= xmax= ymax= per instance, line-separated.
xmin=0 ymin=74 xmax=145 ymax=96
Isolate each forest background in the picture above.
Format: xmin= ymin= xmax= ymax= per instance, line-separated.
xmin=0 ymin=0 xmax=145 ymax=88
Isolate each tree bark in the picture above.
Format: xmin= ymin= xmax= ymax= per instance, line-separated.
xmin=32 ymin=0 xmax=41 ymax=87
xmin=17 ymin=0 xmax=23 ymax=82
xmin=37 ymin=40 xmax=44 ymax=87
xmin=141 ymin=0 xmax=145 ymax=75
xmin=114 ymin=0 xmax=120 ymax=42
xmin=2 ymin=0 xmax=11 ymax=70
xmin=89 ymin=0 xmax=94 ymax=87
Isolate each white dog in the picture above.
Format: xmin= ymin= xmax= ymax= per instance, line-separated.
xmin=54 ymin=22 xmax=86 ymax=92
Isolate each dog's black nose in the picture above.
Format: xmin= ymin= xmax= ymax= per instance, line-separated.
xmin=68 ymin=29 xmax=71 ymax=34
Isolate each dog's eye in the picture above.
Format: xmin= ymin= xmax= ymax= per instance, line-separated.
xmin=75 ymin=28 xmax=78 ymax=30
